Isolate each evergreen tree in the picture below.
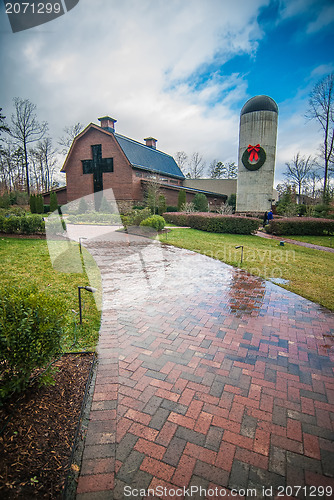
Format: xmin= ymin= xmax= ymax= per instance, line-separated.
xmin=49 ymin=191 xmax=58 ymax=212
xmin=177 ymin=190 xmax=186 ymax=211
xmin=193 ymin=193 xmax=208 ymax=212
xmin=29 ymin=194 xmax=37 ymax=213
xmin=158 ymin=195 xmax=167 ymax=215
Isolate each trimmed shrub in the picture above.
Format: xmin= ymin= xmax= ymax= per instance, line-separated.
xmin=66 ymin=212 xmax=120 ymax=225
xmin=49 ymin=191 xmax=58 ymax=212
xmin=265 ymin=217 xmax=334 ymax=236
xmin=0 ymin=214 xmax=44 ymax=234
xmin=140 ymin=215 xmax=165 ymax=231
xmin=30 ymin=194 xmax=37 ymax=213
xmin=163 ymin=212 xmax=189 ymax=226
xmin=43 ymin=204 xmax=50 ymax=213
xmin=166 ymin=206 xmax=178 ymax=212
xmin=163 ymin=212 xmax=259 ymax=234
xmin=38 ymin=194 xmax=44 ymax=214
xmin=177 ymin=190 xmax=186 ymax=211
xmin=188 ymin=213 xmax=259 ymax=234
xmin=0 ymin=286 xmax=65 ymax=400
xmin=193 ymin=193 xmax=208 ymax=212
xmin=20 ymin=214 xmax=45 ymax=234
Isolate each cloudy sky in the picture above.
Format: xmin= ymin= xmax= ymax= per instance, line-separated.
xmin=1 ymin=0 xmax=333 ymax=185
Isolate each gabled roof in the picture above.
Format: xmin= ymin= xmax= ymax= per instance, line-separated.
xmin=61 ymin=123 xmax=185 ymax=180
xmin=114 ymin=133 xmax=185 ymax=180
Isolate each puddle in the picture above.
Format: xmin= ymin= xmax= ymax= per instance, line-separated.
xmin=268 ymin=277 xmax=290 ymax=285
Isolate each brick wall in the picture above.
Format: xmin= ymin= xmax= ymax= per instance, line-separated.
xmin=65 ymin=128 xmax=133 ymax=203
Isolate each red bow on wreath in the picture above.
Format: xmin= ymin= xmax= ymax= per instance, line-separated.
xmin=247 ymin=144 xmax=260 ymax=162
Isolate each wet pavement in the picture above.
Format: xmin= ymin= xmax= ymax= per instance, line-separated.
xmin=75 ymin=235 xmax=334 ymax=499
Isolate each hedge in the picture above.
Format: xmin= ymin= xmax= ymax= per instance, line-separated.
xmin=265 ymin=217 xmax=334 ymax=236
xmin=163 ymin=212 xmax=260 ymax=234
xmin=0 ymin=214 xmax=45 ymax=235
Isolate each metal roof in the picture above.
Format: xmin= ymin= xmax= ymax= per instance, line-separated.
xmin=240 ymin=95 xmax=278 ymax=116
xmin=115 ymin=133 xmax=185 ymax=179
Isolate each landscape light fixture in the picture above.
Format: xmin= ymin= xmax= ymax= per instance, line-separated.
xmin=235 ymin=245 xmax=244 ymax=264
xmin=78 ymin=285 xmax=97 ymax=324
xmin=79 ymin=237 xmax=87 ymax=254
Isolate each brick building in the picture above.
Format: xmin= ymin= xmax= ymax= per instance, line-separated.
xmin=52 ymin=116 xmax=227 ymax=210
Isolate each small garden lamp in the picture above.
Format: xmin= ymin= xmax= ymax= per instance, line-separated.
xmin=79 ymin=237 xmax=87 ymax=254
xmin=235 ymin=245 xmax=244 ymax=264
xmin=78 ymin=286 xmax=97 ymax=324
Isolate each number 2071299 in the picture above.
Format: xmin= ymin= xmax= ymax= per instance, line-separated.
xmin=6 ymin=3 xmax=62 ymax=15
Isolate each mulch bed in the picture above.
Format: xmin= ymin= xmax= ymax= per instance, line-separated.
xmin=0 ymin=353 xmax=94 ymax=499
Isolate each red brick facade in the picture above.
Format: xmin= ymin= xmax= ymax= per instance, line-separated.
xmin=63 ymin=126 xmax=134 ymax=203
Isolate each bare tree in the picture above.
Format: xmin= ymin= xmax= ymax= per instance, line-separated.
xmin=307 ymin=73 xmax=334 ymax=199
xmin=175 ymin=151 xmax=188 ymax=174
xmin=187 ymin=152 xmax=206 ymax=178
xmin=10 ymin=98 xmax=48 ymax=194
xmin=284 ymin=153 xmax=313 ymax=202
xmin=31 ymin=137 xmax=59 ymax=192
xmin=144 ymin=174 xmax=161 ymax=214
xmin=58 ymin=122 xmax=84 ymax=155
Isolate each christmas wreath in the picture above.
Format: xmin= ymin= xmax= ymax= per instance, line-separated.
xmin=242 ymin=144 xmax=266 ymax=171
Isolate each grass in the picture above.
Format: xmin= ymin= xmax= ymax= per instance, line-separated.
xmin=0 ymin=238 xmax=101 ymax=352
xmin=159 ymin=228 xmax=334 ymax=311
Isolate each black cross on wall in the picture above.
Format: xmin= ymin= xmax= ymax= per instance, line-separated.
xmin=81 ymin=144 xmax=113 ymax=209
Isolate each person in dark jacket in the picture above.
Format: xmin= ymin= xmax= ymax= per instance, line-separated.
xmin=263 ymin=211 xmax=268 ymax=225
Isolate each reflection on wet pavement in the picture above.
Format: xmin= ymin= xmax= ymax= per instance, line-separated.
xmin=76 ymin=236 xmax=334 ymax=499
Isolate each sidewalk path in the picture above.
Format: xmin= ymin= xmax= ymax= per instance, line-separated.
xmin=76 ymin=235 xmax=334 ymax=499
xmin=256 ymin=231 xmax=334 ymax=253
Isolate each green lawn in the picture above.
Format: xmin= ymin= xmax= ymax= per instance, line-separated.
xmin=0 ymin=238 xmax=101 ymax=352
xmin=159 ymin=228 xmax=334 ymax=311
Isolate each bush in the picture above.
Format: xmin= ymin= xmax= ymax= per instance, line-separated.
xmin=313 ymin=204 xmax=330 ymax=218
xmin=166 ymin=206 xmax=178 ymax=212
xmin=20 ymin=214 xmax=45 ymax=234
xmin=193 ymin=193 xmax=208 ymax=212
xmin=188 ymin=213 xmax=259 ymax=234
xmin=30 ymin=194 xmax=37 ymax=213
xmin=0 ymin=193 xmax=10 ymax=209
xmin=158 ymin=195 xmax=167 ymax=216
xmin=49 ymin=191 xmax=58 ymax=212
xmin=44 ymin=204 xmax=50 ymax=213
xmin=0 ymin=214 xmax=44 ymax=234
xmin=163 ymin=212 xmax=259 ymax=234
xmin=140 ymin=215 xmax=165 ymax=231
xmin=121 ymin=207 xmax=151 ymax=229
xmin=266 ymin=217 xmax=334 ymax=236
xmin=177 ymin=190 xmax=186 ymax=211
xmin=37 ymin=194 xmax=44 ymax=214
xmin=163 ymin=212 xmax=189 ymax=226
xmin=66 ymin=212 xmax=120 ymax=225
xmin=0 ymin=286 xmax=65 ymax=400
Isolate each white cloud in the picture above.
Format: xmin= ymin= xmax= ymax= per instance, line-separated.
xmin=0 ymin=0 xmax=328 ymax=183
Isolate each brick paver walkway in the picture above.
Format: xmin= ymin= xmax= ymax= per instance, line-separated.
xmin=75 ymin=234 xmax=334 ymax=500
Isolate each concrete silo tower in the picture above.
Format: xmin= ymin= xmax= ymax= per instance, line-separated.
xmin=236 ymin=95 xmax=278 ymax=214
